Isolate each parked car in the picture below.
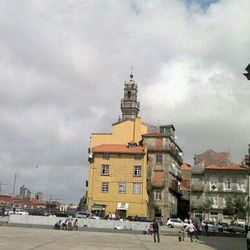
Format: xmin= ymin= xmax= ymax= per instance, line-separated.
xmin=126 ymin=216 xmax=153 ymax=222
xmin=166 ymin=218 xmax=187 ymax=228
xmin=55 ymin=211 xmax=75 ymax=218
xmin=247 ymin=227 xmax=250 ymax=250
xmin=218 ymin=222 xmax=229 ymax=231
xmin=201 ymin=221 xmax=223 ymax=232
xmin=28 ymin=209 xmax=50 ymax=216
xmin=75 ymin=211 xmax=90 ymax=218
xmin=8 ymin=209 xmax=29 ymax=215
xmin=227 ymin=223 xmax=246 ymax=234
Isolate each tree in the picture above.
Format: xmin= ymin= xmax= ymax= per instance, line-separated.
xmin=223 ymin=196 xmax=247 ymax=222
xmin=202 ymin=198 xmax=213 ymax=214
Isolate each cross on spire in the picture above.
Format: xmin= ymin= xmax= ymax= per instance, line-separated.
xmin=130 ymin=65 xmax=133 ymax=79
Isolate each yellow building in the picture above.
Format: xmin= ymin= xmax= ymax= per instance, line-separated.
xmin=87 ymin=74 xmax=153 ymax=218
xmin=87 ymin=143 xmax=148 ymax=218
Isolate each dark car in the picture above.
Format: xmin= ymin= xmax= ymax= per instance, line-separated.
xmin=126 ymin=216 xmax=152 ymax=222
xmin=28 ymin=209 xmax=50 ymax=216
xmin=55 ymin=211 xmax=75 ymax=218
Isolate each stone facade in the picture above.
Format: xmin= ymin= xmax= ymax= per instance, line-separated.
xmin=142 ymin=125 xmax=183 ymax=220
xmin=191 ymin=149 xmax=248 ymax=222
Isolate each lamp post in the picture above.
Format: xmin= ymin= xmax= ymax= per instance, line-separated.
xmin=245 ymin=145 xmax=250 ymax=226
xmin=243 ymin=63 xmax=250 ymax=80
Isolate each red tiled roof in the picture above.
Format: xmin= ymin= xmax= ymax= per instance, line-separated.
xmin=29 ymin=198 xmax=47 ymax=206
xmin=181 ymin=163 xmax=191 ymax=171
xmin=206 ymin=163 xmax=247 ymax=171
xmin=0 ymin=195 xmax=14 ymax=204
xmin=142 ymin=131 xmax=162 ymax=137
xmin=92 ymin=144 xmax=145 ymax=154
xmin=152 ymin=170 xmax=164 ymax=187
xmin=195 ymin=149 xmax=247 ymax=171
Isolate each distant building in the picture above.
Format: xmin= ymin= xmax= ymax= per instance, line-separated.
xmin=35 ymin=192 xmax=43 ymax=200
xmin=191 ymin=149 xmax=248 ymax=222
xmin=19 ymin=185 xmax=31 ymax=198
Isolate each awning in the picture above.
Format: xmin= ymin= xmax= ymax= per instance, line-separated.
xmin=92 ymin=204 xmax=106 ymax=211
xmin=117 ymin=203 xmax=129 ymax=210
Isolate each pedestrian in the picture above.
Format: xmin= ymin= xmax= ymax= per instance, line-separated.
xmin=152 ymin=219 xmax=160 ymax=243
xmin=204 ymin=223 xmax=209 ymax=235
xmin=54 ymin=220 xmax=61 ymax=230
xmin=67 ymin=215 xmax=73 ymax=230
xmin=73 ymin=219 xmax=78 ymax=231
xmin=62 ymin=219 xmax=68 ymax=230
xmin=184 ymin=221 xmax=199 ymax=242
xmin=1 ymin=207 xmax=6 ymax=217
xmin=148 ymin=223 xmax=153 ymax=235
xmin=178 ymin=231 xmax=182 ymax=242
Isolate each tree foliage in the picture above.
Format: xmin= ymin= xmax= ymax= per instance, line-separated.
xmin=202 ymin=198 xmax=213 ymax=213
xmin=223 ymin=196 xmax=247 ymax=221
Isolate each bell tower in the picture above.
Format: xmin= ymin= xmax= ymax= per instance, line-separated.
xmin=120 ymin=73 xmax=140 ymax=120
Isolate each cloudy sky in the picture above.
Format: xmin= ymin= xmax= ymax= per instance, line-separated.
xmin=0 ymin=0 xmax=249 ymax=204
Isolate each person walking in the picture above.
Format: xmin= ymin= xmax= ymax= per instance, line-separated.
xmin=184 ymin=221 xmax=199 ymax=242
xmin=73 ymin=219 xmax=78 ymax=231
xmin=152 ymin=219 xmax=160 ymax=243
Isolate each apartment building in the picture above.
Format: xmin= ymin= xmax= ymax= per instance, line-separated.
xmin=191 ymin=149 xmax=248 ymax=221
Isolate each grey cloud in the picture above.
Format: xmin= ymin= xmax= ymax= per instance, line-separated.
xmin=0 ymin=0 xmax=250 ymax=203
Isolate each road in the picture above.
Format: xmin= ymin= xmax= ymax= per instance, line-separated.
xmin=0 ymin=226 xmax=246 ymax=250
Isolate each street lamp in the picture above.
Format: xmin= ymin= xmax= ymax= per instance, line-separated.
xmin=243 ymin=63 xmax=250 ymax=80
xmin=245 ymin=145 xmax=250 ymax=226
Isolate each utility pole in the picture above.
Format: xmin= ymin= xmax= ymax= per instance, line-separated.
xmin=0 ymin=182 xmax=7 ymax=195
xmin=12 ymin=173 xmax=17 ymax=196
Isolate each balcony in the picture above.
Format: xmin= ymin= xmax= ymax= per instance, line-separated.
xmin=169 ymin=179 xmax=181 ymax=193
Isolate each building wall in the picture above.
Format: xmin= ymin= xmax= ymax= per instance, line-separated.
xmin=191 ymin=169 xmax=248 ymax=221
xmin=87 ymin=151 xmax=148 ymax=217
xmin=90 ymin=117 xmax=148 ymax=148
xmin=144 ymin=135 xmax=182 ymax=220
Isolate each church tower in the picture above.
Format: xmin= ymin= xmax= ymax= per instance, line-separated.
xmin=120 ymin=73 xmax=140 ymax=120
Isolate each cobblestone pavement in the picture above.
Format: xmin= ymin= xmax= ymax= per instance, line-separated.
xmin=0 ymin=226 xmax=246 ymax=250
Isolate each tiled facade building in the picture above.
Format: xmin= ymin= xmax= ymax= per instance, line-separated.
xmin=142 ymin=125 xmax=183 ymax=219
xmin=191 ymin=149 xmax=248 ymax=221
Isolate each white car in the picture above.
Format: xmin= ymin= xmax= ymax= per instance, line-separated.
xmin=202 ymin=221 xmax=223 ymax=232
xmin=166 ymin=218 xmax=187 ymax=228
xmin=9 ymin=209 xmax=29 ymax=215
xmin=227 ymin=223 xmax=246 ymax=234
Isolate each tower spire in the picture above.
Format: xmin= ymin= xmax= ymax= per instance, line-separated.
xmin=120 ymin=69 xmax=140 ymax=120
xmin=130 ymin=65 xmax=133 ymax=79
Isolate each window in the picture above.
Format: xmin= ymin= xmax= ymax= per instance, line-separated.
xmin=101 ymin=182 xmax=109 ymax=193
xmin=103 ymin=153 xmax=110 ymax=160
xmin=135 ymin=154 xmax=142 ymax=160
xmin=209 ymin=177 xmax=218 ymax=191
xmin=224 ymin=178 xmax=232 ymax=190
xmin=211 ymin=196 xmax=218 ymax=208
xmin=119 ymin=182 xmax=126 ymax=193
xmin=156 ymin=154 xmax=162 ymax=164
xmin=134 ymin=166 xmax=141 ymax=176
xmin=155 ymin=189 xmax=162 ymax=200
xmin=238 ymin=179 xmax=245 ymax=191
xmin=133 ymin=183 xmax=141 ymax=194
xmin=101 ymin=165 xmax=109 ymax=175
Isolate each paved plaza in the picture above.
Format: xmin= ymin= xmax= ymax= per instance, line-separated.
xmin=0 ymin=226 xmax=246 ymax=250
